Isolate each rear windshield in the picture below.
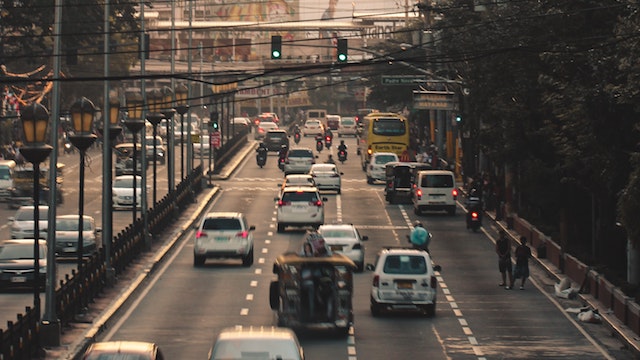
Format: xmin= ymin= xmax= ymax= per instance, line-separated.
xmin=282 ymin=191 xmax=318 ymax=202
xmin=421 ymin=174 xmax=454 ymax=188
xmin=267 ymin=132 xmax=286 ymax=141
xmin=383 ymin=255 xmax=427 ymax=274
xmin=341 ymin=119 xmax=355 ymax=125
xmin=372 ymin=118 xmax=406 ymax=136
xmin=374 ymin=155 xmax=397 ymax=164
xmin=15 ymin=208 xmax=49 ymax=221
xmin=288 ymin=149 xmax=313 ymax=158
xmin=203 ymin=218 xmax=242 ymax=230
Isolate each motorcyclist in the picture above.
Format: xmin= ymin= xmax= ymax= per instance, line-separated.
xmin=466 ymin=188 xmax=483 ymax=227
xmin=408 ymin=221 xmax=431 ymax=253
xmin=256 ymin=143 xmax=268 ymax=166
xmin=337 ymin=140 xmax=347 ymax=160
xmin=325 ymin=155 xmax=336 ymax=164
xmin=292 ymin=124 xmax=301 ymax=135
xmin=324 ymin=128 xmax=333 ymax=140
xmin=278 ymin=144 xmax=288 ymax=160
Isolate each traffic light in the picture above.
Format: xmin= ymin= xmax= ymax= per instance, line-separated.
xmin=337 ymin=38 xmax=347 ymax=63
xmin=271 ymin=35 xmax=282 ymax=59
xmin=210 ymin=112 xmax=219 ymax=131
xmin=456 ymin=115 xmax=462 ymax=123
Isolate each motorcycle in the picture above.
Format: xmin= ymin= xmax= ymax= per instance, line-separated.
xmin=64 ymin=140 xmax=74 ymax=154
xmin=278 ymin=156 xmax=286 ymax=171
xmin=325 ymin=135 xmax=332 ymax=149
xmin=466 ymin=199 xmax=482 ymax=232
xmin=294 ymin=132 xmax=301 ymax=144
xmin=338 ymin=149 xmax=347 ymax=164
xmin=256 ymin=152 xmax=267 ymax=168
xmin=316 ymin=137 xmax=324 ymax=152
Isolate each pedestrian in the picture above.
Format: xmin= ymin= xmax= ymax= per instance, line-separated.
xmin=496 ymin=230 xmax=513 ymax=289
xmin=511 ymin=236 xmax=531 ymax=290
xmin=408 ymin=221 xmax=431 ymax=253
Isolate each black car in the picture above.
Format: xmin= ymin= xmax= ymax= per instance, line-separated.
xmin=264 ymin=130 xmax=289 ymax=152
xmin=0 ymin=239 xmax=47 ymax=290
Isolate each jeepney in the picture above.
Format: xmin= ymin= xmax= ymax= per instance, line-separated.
xmin=384 ymin=162 xmax=432 ymax=204
xmin=9 ymin=163 xmax=64 ymax=209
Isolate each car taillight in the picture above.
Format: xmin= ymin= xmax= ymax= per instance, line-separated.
xmin=236 ymin=231 xmax=249 ymax=238
xmin=430 ymin=275 xmax=438 ymax=289
xmin=416 ymin=188 xmax=423 ymax=199
xmin=471 ymin=211 xmax=479 ymax=219
xmin=367 ymin=147 xmax=373 ymax=155
xmin=278 ymin=200 xmax=291 ymax=206
xmin=313 ymin=200 xmax=323 ymax=207
xmin=452 ymin=189 xmax=458 ymax=199
xmin=196 ymin=231 xmax=207 ymax=238
xmin=372 ymin=275 xmax=380 ymax=287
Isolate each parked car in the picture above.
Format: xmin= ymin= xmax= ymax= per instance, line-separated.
xmin=275 ymin=187 xmax=327 ymax=232
xmin=9 ymin=205 xmax=49 ymax=239
xmin=208 ymin=326 xmax=303 ymax=360
xmin=54 ymin=214 xmax=101 ymax=257
xmin=0 ymin=239 xmax=47 ymax=290
xmin=194 ymin=212 xmax=255 ymax=267
xmin=82 ymin=341 xmax=165 ymax=360
xmin=255 ymin=121 xmax=278 ymax=140
xmin=367 ymin=247 xmax=441 ymax=317
xmin=318 ymin=223 xmax=368 ymax=271
xmin=283 ymin=148 xmax=316 ymax=175
xmin=308 ymin=163 xmax=343 ymax=193
xmin=112 ymin=175 xmax=146 ymax=210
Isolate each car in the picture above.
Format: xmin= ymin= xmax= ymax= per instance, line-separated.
xmin=208 ymin=326 xmax=304 ymax=360
xmin=283 ymin=148 xmax=316 ymax=175
xmin=275 ymin=187 xmax=327 ymax=232
xmin=9 ymin=205 xmax=49 ymax=239
xmin=231 ymin=117 xmax=252 ymax=130
xmin=145 ymin=135 xmax=166 ymax=164
xmin=193 ymin=212 xmax=255 ymax=267
xmin=112 ymin=175 xmax=146 ymax=210
xmin=367 ymin=247 xmax=441 ymax=317
xmin=366 ymin=152 xmax=399 ymax=184
xmin=278 ymin=174 xmax=316 ymax=195
xmin=326 ymin=114 xmax=341 ymax=130
xmin=337 ymin=116 xmax=358 ymax=137
xmin=317 ymin=224 xmax=368 ymax=271
xmin=0 ymin=239 xmax=47 ymax=290
xmin=264 ymin=129 xmax=289 ymax=152
xmin=254 ymin=121 xmax=278 ymax=140
xmin=114 ymin=143 xmax=146 ymax=176
xmin=54 ymin=214 xmax=101 ymax=257
xmin=173 ymin=118 xmax=201 ymax=143
xmin=82 ymin=341 xmax=165 ymax=360
xmin=308 ymin=163 xmax=343 ymax=193
xmin=302 ymin=119 xmax=324 ymax=136
xmin=193 ymin=134 xmax=211 ymax=156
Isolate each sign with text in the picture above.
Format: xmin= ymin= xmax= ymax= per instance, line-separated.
xmin=382 ymin=75 xmax=425 ymax=85
xmin=210 ymin=131 xmax=221 ymax=149
xmin=413 ymin=90 xmax=456 ymax=110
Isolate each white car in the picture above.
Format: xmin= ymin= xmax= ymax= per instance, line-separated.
xmin=318 ymin=224 xmax=368 ymax=271
xmin=278 ymin=174 xmax=316 ymax=195
xmin=275 ymin=187 xmax=327 ymax=233
xmin=302 ymin=119 xmax=324 ymax=136
xmin=193 ymin=212 xmax=255 ymax=267
xmin=112 ymin=175 xmax=146 ymax=210
xmin=9 ymin=205 xmax=49 ymax=239
xmin=366 ymin=152 xmax=399 ymax=184
xmin=208 ymin=326 xmax=303 ymax=360
xmin=193 ymin=134 xmax=211 ymax=156
xmin=283 ymin=148 xmax=316 ymax=175
xmin=337 ymin=116 xmax=358 ymax=137
xmin=145 ymin=135 xmax=165 ymax=164
xmin=309 ymin=163 xmax=343 ymax=193
xmin=255 ymin=121 xmax=278 ymax=140
xmin=54 ymin=214 xmax=101 ymax=257
xmin=368 ymin=247 xmax=441 ymax=317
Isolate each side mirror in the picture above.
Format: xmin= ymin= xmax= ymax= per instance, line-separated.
xmin=96 ymin=227 xmax=103 ymax=233
xmin=340 ymin=172 xmax=344 ymax=175
xmin=322 ymin=197 xmax=328 ymax=202
xmin=361 ymin=235 xmax=369 ymax=241
xmin=249 ymin=225 xmax=256 ymax=231
xmin=8 ymin=217 xmax=15 ymax=223
xmin=433 ymin=264 xmax=442 ymax=272
xmin=365 ymin=263 xmax=375 ymax=271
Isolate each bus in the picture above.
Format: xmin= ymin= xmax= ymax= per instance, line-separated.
xmin=358 ymin=112 xmax=410 ymax=170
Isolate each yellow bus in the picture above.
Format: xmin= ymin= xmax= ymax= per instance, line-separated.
xmin=358 ymin=112 xmax=410 ymax=170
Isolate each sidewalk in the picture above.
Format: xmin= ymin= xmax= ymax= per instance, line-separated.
xmin=45 ymin=141 xmax=257 ymax=359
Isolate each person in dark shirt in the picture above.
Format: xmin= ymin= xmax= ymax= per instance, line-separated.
xmin=511 ymin=236 xmax=532 ymax=290
xmin=496 ymin=230 xmax=513 ymax=289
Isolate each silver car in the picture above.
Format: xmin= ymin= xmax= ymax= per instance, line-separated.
xmin=194 ymin=212 xmax=255 ymax=267
xmin=283 ymin=148 xmax=316 ymax=175
xmin=309 ymin=163 xmax=343 ymax=193
xmin=209 ymin=326 xmax=304 ymax=360
xmin=54 ymin=214 xmax=101 ymax=257
xmin=275 ymin=187 xmax=327 ymax=232
xmin=9 ymin=205 xmax=49 ymax=239
xmin=112 ymin=175 xmax=146 ymax=210
xmin=318 ymin=224 xmax=368 ymax=271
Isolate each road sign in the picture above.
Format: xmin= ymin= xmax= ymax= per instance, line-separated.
xmin=381 ymin=75 xmax=424 ymax=85
xmin=413 ymin=90 xmax=456 ymax=110
xmin=210 ymin=131 xmax=221 ymax=149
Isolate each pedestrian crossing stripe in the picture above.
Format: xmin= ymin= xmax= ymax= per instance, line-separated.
xmin=221 ymin=187 xmax=373 ymax=191
xmin=229 ymin=178 xmax=367 ymax=183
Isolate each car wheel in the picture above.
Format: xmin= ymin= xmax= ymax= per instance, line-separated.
xmin=424 ymin=303 xmax=436 ymax=317
xmin=366 ymin=176 xmax=373 ymax=184
xmin=269 ymin=281 xmax=280 ymax=310
xmin=277 ymin=223 xmax=285 ymax=233
xmin=242 ymin=247 xmax=254 ymax=267
xmin=337 ymin=188 xmax=341 ymax=194
xmin=193 ymin=254 xmax=206 ymax=267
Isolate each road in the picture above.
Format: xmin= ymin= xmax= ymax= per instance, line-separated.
xmin=79 ymin=135 xmax=634 ymax=359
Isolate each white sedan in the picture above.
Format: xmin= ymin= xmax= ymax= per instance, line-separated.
xmin=308 ymin=163 xmax=342 ymax=193
xmin=318 ymin=224 xmax=368 ymax=271
xmin=112 ymin=175 xmax=147 ymax=210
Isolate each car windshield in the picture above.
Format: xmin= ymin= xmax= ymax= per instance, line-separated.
xmin=375 ymin=155 xmax=397 ymax=164
xmin=212 ymin=339 xmax=299 ymax=359
xmin=383 ymin=255 xmax=427 ymax=274
xmin=56 ymin=219 xmax=93 ymax=231
xmin=114 ymin=178 xmax=140 ymax=188
xmin=267 ymin=133 xmax=286 ymax=141
xmin=203 ymin=218 xmax=242 ymax=231
xmin=422 ymin=174 xmax=453 ymax=187
xmin=282 ymin=191 xmax=318 ymax=203
xmin=320 ymin=229 xmax=353 ymax=239
xmin=0 ymin=244 xmax=44 ymax=260
xmin=288 ymin=150 xmax=313 ymax=158
xmin=0 ymin=168 xmax=10 ymax=180
xmin=15 ymin=208 xmax=49 ymax=221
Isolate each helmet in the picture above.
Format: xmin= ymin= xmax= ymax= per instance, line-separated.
xmin=340 ymin=140 xmax=345 ymax=145
xmin=414 ymin=220 xmax=423 ymax=227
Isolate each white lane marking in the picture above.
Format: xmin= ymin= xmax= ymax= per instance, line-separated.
xmin=258 ymin=258 xmax=265 ymax=264
xmin=240 ymin=308 xmax=249 ymax=315
xmin=336 ymin=194 xmax=342 ymax=223
xmin=246 ymin=294 xmax=253 ymax=301
xmin=254 ymin=268 xmax=262 ymax=275
xmin=250 ymin=280 xmax=258 ymax=287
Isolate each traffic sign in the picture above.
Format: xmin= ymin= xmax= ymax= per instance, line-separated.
xmin=413 ymin=90 xmax=456 ymax=110
xmin=381 ymin=75 xmax=424 ymax=85
xmin=210 ymin=131 xmax=221 ymax=149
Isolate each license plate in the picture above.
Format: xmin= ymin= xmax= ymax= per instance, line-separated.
xmin=64 ymin=247 xmax=76 ymax=252
xmin=215 ymin=236 xmax=229 ymax=241
xmin=11 ymin=276 xmax=26 ymax=283
xmin=396 ymin=281 xmax=413 ymax=289
xmin=330 ymin=245 xmax=343 ymax=251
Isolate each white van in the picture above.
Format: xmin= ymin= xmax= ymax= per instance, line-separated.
xmin=0 ymin=160 xmax=16 ymax=202
xmin=412 ymin=170 xmax=458 ymax=215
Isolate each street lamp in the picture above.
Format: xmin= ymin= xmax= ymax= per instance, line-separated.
xmin=68 ymin=97 xmax=97 ymax=310
xmin=146 ymin=88 xmax=163 ymax=205
xmin=175 ymin=83 xmax=189 ymax=181
xmin=19 ymin=102 xmax=53 ymax=326
xmin=99 ymin=96 xmax=122 ymax=286
xmin=161 ymin=86 xmax=176 ymax=193
xmin=124 ymin=91 xmax=145 ymax=224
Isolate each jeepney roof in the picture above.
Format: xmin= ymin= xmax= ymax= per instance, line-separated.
xmin=274 ymin=252 xmax=356 ymax=269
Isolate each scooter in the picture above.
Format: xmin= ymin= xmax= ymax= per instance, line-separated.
xmin=278 ymin=156 xmax=286 ymax=171
xmin=256 ymin=151 xmax=267 ymax=168
xmin=338 ymin=149 xmax=347 ymax=164
xmin=316 ymin=137 xmax=324 ymax=152
xmin=325 ymin=135 xmax=332 ymax=149
xmin=64 ymin=140 xmax=74 ymax=154
xmin=294 ymin=132 xmax=301 ymax=144
xmin=467 ymin=210 xmax=481 ymax=232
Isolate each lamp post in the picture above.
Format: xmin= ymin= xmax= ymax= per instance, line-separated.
xmin=124 ymin=91 xmax=145 ymax=224
xmin=175 ymin=83 xmax=189 ymax=181
xmin=19 ymin=102 xmax=53 ymax=328
xmin=68 ymin=97 xmax=97 ymax=309
xmin=146 ymin=89 xmax=163 ymax=205
xmin=161 ymin=86 xmax=176 ymax=193
xmin=99 ymin=97 xmax=122 ymax=285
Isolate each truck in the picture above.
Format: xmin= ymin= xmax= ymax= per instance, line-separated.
xmin=9 ymin=163 xmax=64 ymax=209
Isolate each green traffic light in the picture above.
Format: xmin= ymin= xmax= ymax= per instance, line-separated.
xmin=338 ymin=54 xmax=347 ymax=62
xmin=272 ymin=50 xmax=281 ymax=59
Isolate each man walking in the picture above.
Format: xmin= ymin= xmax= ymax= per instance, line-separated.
xmin=511 ymin=236 xmax=532 ymax=290
xmin=496 ymin=230 xmax=513 ymax=289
